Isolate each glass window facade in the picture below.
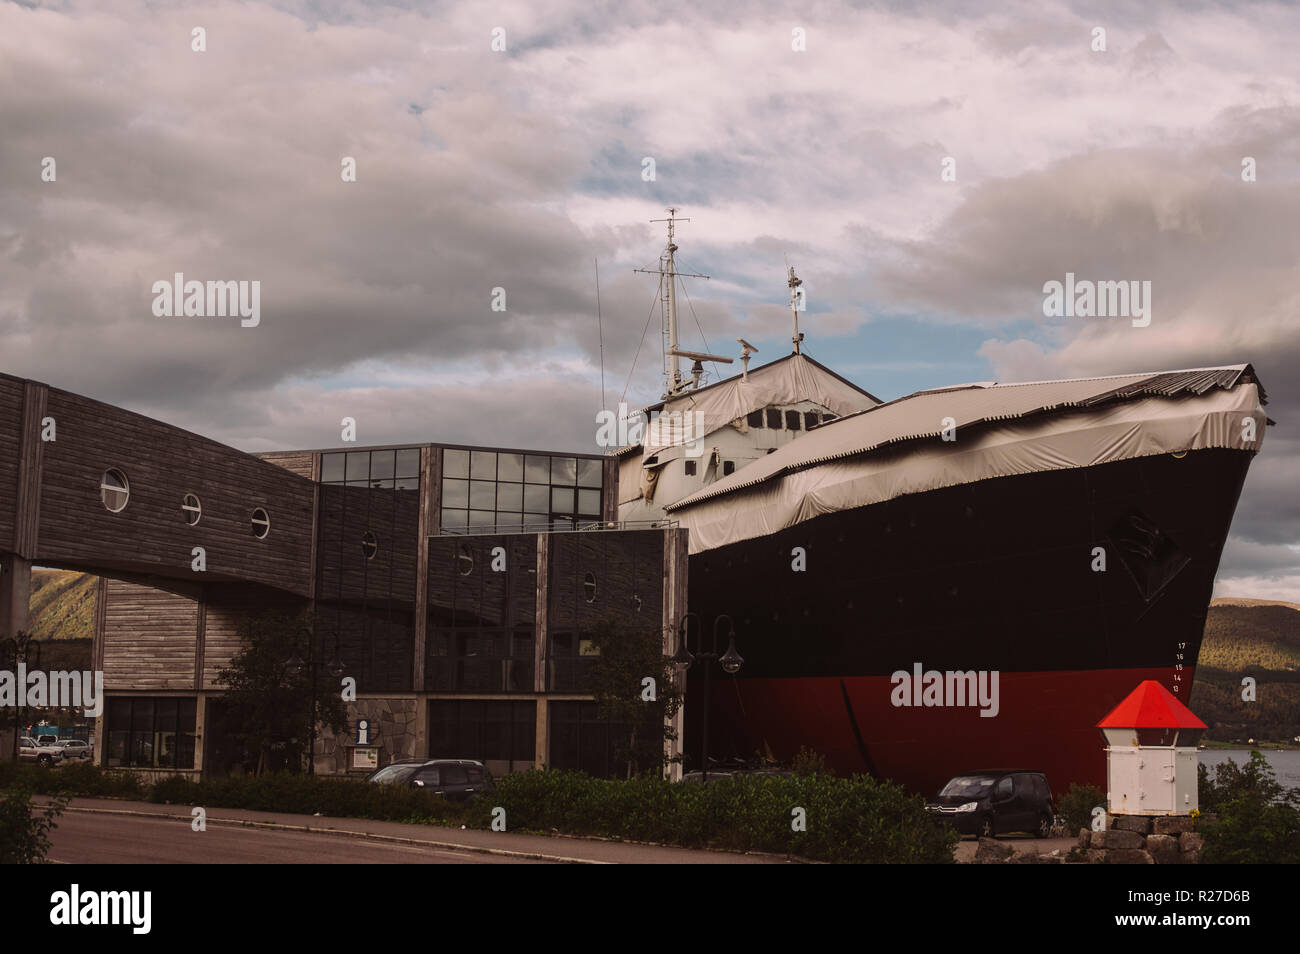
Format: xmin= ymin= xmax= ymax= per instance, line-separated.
xmin=105 ymin=697 xmax=197 ymax=769
xmin=320 ymin=448 xmax=421 ymax=490
xmin=426 ymin=535 xmax=538 ymax=693
xmin=440 ymin=448 xmax=603 ymax=534
xmin=428 ymin=700 xmax=536 ymax=774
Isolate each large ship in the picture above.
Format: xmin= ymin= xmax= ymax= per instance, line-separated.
xmin=615 ymin=211 xmax=1269 ymax=795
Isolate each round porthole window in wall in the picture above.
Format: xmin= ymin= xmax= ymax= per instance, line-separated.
xmin=251 ymin=508 xmax=271 ymax=539
xmin=182 ymin=493 xmax=202 ymax=526
xmin=457 ymin=544 xmax=473 ymax=576
xmin=362 ymin=531 xmax=378 ymax=560
xmin=584 ymin=572 xmax=597 ymax=603
xmin=100 ymin=469 xmax=130 ymax=513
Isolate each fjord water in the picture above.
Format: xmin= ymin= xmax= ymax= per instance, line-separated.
xmin=1199 ymin=749 xmax=1300 ymax=789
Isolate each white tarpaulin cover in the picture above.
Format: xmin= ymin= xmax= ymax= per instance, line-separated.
xmin=631 ymin=353 xmax=880 ymax=455
xmin=666 ymin=369 xmax=1266 ymax=555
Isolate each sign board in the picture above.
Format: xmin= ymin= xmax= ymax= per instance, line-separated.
xmin=352 ymin=746 xmax=379 ymax=771
xmin=356 ymin=719 xmax=371 ymax=745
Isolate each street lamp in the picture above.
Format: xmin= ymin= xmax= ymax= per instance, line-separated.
xmin=675 ymin=613 xmax=742 ymax=783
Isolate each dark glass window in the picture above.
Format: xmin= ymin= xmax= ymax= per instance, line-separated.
xmin=105 ymin=697 xmax=197 ymax=769
xmin=766 ymin=408 xmax=782 ymax=429
xmin=747 ymin=410 xmax=763 ymax=428
xmin=321 ymin=448 xmax=421 ymax=491
xmin=722 ymin=460 xmax=735 ymax=476
xmin=684 ymin=460 xmax=697 ymax=476
xmin=804 ymin=411 xmax=819 ymax=430
xmin=785 ymin=410 xmax=802 ymax=431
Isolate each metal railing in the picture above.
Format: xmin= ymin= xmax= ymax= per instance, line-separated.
xmin=437 ymin=518 xmax=678 ymax=536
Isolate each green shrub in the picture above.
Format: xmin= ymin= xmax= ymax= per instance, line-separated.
xmin=0 ymin=783 xmax=69 ymax=864
xmin=1057 ymin=783 xmax=1106 ymax=835
xmin=1199 ymin=751 xmax=1300 ymax=863
xmin=489 ymin=770 xmax=957 ymax=863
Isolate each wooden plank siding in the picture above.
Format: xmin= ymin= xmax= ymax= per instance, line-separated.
xmin=201 ymin=584 xmax=309 ymax=689
xmin=35 ymin=387 xmax=316 ymax=595
xmin=257 ymin=451 xmax=316 ymax=479
xmin=102 ymin=578 xmax=199 ymax=691
xmin=0 ymin=375 xmax=25 ymax=551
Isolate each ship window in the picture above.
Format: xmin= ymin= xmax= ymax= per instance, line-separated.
xmin=766 ymin=408 xmax=782 ymax=429
xmin=785 ymin=410 xmax=802 ymax=431
xmin=823 ymin=413 xmax=837 ymax=422
xmin=457 ymin=544 xmax=474 ymax=576
xmin=723 ymin=460 xmax=736 ymax=476
xmin=804 ymin=412 xmax=819 ymax=430
xmin=100 ymin=469 xmax=130 ymax=513
xmin=182 ymin=493 xmax=201 ymax=526
xmin=362 ymin=531 xmax=378 ymax=560
xmin=747 ymin=410 xmax=763 ymax=428
xmin=684 ymin=460 xmax=697 ymax=476
xmin=251 ymin=508 xmax=270 ymax=539
xmin=584 ymin=572 xmax=596 ymax=603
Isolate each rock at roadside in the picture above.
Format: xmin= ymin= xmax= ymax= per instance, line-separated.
xmin=1077 ymin=828 xmax=1091 ymax=849
xmin=1145 ymin=834 xmax=1181 ymax=865
xmin=1112 ymin=815 xmax=1153 ymax=834
xmin=1179 ymin=831 xmax=1205 ymax=863
xmin=1153 ymin=816 xmax=1196 ymax=835
xmin=974 ymin=837 xmax=1016 ymax=864
xmin=1094 ymin=829 xmax=1145 ymax=850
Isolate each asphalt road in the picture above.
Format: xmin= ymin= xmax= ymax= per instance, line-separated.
xmin=40 ymin=799 xmax=790 ymax=864
xmin=47 ymin=810 xmax=543 ymax=864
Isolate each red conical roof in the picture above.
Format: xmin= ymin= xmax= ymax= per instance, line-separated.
xmin=1096 ymin=680 xmax=1207 ymax=729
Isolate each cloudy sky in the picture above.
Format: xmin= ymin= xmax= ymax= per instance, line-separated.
xmin=2 ymin=0 xmax=1297 ymax=599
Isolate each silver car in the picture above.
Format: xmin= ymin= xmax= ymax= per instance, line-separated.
xmin=55 ymin=739 xmax=93 ymax=760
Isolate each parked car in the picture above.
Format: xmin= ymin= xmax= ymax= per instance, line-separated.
xmin=366 ymin=759 xmax=493 ymax=802
xmin=55 ymin=739 xmax=93 ymax=760
xmin=18 ymin=737 xmax=63 ymax=766
xmin=926 ymin=770 xmax=1056 ymax=839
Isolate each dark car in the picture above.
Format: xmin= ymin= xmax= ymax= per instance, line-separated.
xmin=366 ymin=759 xmax=493 ymax=802
xmin=926 ymin=770 xmax=1055 ymax=839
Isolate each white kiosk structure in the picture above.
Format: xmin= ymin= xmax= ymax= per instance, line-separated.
xmin=1097 ymin=680 xmax=1206 ymax=816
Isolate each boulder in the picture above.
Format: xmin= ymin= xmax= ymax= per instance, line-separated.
xmin=1145 ymin=834 xmax=1181 ymax=865
xmin=974 ymin=837 xmax=1016 ymax=864
xmin=1086 ymin=848 xmax=1108 ymax=864
xmin=1179 ymin=832 xmax=1205 ymax=854
xmin=1153 ymin=816 xmax=1196 ymax=835
xmin=1095 ymin=829 xmax=1145 ymax=850
xmin=1107 ymin=849 xmax=1155 ymax=864
xmin=1112 ymin=815 xmax=1153 ymax=834
xmin=1077 ymin=828 xmax=1091 ymax=849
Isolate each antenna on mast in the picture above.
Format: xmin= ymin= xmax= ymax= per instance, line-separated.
xmin=635 ymin=208 xmax=716 ymax=399
xmin=788 ymin=266 xmax=805 ymax=355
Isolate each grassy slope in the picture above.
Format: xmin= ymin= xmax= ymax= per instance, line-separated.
xmin=1191 ymin=599 xmax=1300 ymax=742
xmin=28 ymin=569 xmax=97 ymax=642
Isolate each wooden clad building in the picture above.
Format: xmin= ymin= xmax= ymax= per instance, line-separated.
xmin=0 ymin=371 xmax=687 ymax=778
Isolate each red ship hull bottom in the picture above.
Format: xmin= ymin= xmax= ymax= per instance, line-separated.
xmin=703 ymin=667 xmax=1186 ymax=798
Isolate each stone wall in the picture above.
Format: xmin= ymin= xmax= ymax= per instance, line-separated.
xmin=1076 ymin=813 xmax=1215 ymax=864
xmin=314 ymin=697 xmax=419 ymax=774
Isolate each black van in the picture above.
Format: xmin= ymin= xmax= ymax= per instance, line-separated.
xmin=926 ymin=770 xmax=1055 ymax=838
xmin=366 ymin=758 xmax=493 ymax=802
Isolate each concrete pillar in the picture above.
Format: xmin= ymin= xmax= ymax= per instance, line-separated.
xmin=534 ymin=696 xmax=548 ymax=770
xmin=0 ymin=555 xmax=31 ymax=641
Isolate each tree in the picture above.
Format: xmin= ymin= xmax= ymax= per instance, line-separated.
xmin=582 ymin=616 xmax=683 ymax=779
xmin=1200 ymin=750 xmax=1300 ymax=863
xmin=214 ymin=610 xmax=348 ymax=775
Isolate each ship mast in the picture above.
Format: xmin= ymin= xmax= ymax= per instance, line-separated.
xmin=788 ymin=265 xmax=804 ymax=355
xmin=636 ymin=209 xmax=729 ymax=399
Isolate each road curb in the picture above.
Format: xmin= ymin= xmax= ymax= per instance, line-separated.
xmin=55 ymin=804 xmax=608 ymax=864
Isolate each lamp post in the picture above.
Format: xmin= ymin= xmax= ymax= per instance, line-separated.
xmin=673 ymin=613 xmax=743 ymax=784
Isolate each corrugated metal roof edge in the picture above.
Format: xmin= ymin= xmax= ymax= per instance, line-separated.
xmin=665 ymin=365 xmax=1260 ymax=513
